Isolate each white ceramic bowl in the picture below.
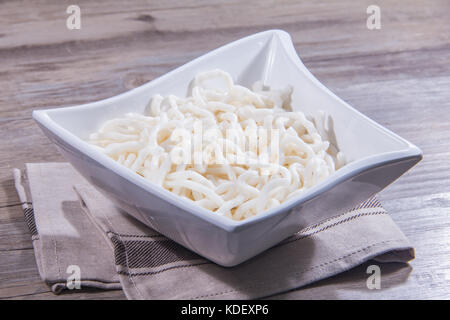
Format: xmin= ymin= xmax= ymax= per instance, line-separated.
xmin=33 ymin=30 xmax=422 ymax=266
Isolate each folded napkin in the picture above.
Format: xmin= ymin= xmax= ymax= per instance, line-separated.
xmin=14 ymin=163 xmax=414 ymax=299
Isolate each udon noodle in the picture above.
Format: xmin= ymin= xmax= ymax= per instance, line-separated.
xmin=88 ymin=69 xmax=345 ymax=220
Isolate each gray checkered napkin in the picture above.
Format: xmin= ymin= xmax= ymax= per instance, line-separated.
xmin=13 ymin=163 xmax=414 ymax=299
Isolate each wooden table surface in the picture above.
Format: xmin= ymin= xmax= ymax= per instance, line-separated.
xmin=1 ymin=0 xmax=449 ymax=299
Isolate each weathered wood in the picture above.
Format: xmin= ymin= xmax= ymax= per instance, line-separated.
xmin=0 ymin=0 xmax=449 ymax=299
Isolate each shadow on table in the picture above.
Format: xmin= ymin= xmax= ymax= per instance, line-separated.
xmin=266 ymin=260 xmax=412 ymax=299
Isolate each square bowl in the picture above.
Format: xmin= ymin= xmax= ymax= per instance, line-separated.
xmin=33 ymin=30 xmax=422 ymax=266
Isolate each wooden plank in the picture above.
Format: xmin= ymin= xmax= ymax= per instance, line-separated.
xmin=0 ymin=248 xmax=41 ymax=289
xmin=1 ymin=0 xmax=448 ymax=52
xmin=0 ymin=1 xmax=449 ymax=119
xmin=1 ymin=288 xmax=126 ymax=300
xmin=0 ymin=220 xmax=33 ymax=251
xmin=270 ymin=260 xmax=450 ymax=300
xmin=0 ymin=276 xmax=126 ymax=300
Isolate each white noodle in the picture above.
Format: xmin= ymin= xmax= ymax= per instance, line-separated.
xmin=89 ymin=69 xmax=346 ymax=220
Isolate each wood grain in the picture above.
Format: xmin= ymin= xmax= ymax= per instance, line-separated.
xmin=0 ymin=0 xmax=449 ymax=299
